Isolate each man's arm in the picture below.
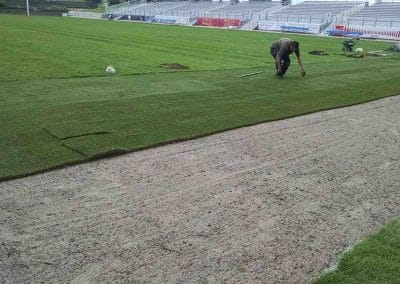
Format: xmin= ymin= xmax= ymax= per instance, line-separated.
xmin=297 ymin=56 xmax=306 ymax=76
xmin=276 ymin=55 xmax=282 ymax=74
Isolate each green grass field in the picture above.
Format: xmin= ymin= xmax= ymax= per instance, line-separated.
xmin=1 ymin=14 xmax=400 ymax=180
xmin=314 ymin=218 xmax=400 ymax=284
xmin=1 ymin=14 xmax=400 ymax=283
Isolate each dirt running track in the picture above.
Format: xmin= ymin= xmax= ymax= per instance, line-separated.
xmin=1 ymin=96 xmax=400 ymax=283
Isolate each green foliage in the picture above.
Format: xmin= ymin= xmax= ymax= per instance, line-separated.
xmin=0 ymin=14 xmax=399 ymax=180
xmin=315 ymin=219 xmax=400 ymax=284
xmin=3 ymin=0 xmax=97 ymax=9
xmin=108 ymin=0 xmax=122 ymax=5
xmin=89 ymin=0 xmax=101 ymax=5
xmin=0 ymin=0 xmax=6 ymax=7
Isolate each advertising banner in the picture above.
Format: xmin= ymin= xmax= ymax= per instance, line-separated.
xmin=258 ymin=21 xmax=321 ymax=34
xmin=153 ymin=15 xmax=193 ymax=25
xmin=196 ymin=17 xmax=241 ymax=27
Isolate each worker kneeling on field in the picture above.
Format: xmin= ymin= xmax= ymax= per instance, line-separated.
xmin=270 ymin=38 xmax=306 ymax=79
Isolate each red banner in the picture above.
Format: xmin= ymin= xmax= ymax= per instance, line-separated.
xmin=196 ymin=17 xmax=241 ymax=27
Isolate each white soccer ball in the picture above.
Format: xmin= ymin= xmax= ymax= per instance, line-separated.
xmin=106 ymin=66 xmax=116 ymax=74
xmin=355 ymin=47 xmax=363 ymax=53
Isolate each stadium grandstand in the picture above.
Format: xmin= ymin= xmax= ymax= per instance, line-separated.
xmin=105 ymin=0 xmax=283 ymax=27
xmin=266 ymin=1 xmax=363 ymax=24
xmin=344 ymin=1 xmax=400 ymax=27
xmin=328 ymin=1 xmax=400 ymax=39
xmin=92 ymin=0 xmax=400 ymax=39
xmin=257 ymin=0 xmax=364 ymax=34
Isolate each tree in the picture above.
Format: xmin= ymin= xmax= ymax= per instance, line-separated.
xmin=108 ymin=0 xmax=122 ymax=5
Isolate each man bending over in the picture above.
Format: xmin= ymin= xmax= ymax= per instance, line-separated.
xmin=270 ymin=38 xmax=306 ymax=79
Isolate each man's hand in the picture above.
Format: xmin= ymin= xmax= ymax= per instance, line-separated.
xmin=301 ymin=70 xmax=306 ymax=77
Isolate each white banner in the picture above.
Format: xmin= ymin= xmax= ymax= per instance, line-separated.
xmin=64 ymin=11 xmax=103 ymax=19
xmin=153 ymin=15 xmax=193 ymax=25
xmin=258 ymin=21 xmax=321 ymax=34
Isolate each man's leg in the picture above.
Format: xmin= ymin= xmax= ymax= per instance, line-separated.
xmin=270 ymin=48 xmax=279 ymax=73
xmin=280 ymin=55 xmax=291 ymax=76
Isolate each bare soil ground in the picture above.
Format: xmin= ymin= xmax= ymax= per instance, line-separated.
xmin=1 ymin=96 xmax=399 ymax=283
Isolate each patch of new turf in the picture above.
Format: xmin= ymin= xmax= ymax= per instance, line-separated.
xmin=314 ymin=218 xmax=400 ymax=284
xmin=1 ymin=57 xmax=399 ymax=180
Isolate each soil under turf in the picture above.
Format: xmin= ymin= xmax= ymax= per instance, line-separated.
xmin=1 ymin=96 xmax=399 ymax=283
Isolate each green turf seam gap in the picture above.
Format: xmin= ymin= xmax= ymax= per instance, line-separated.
xmin=40 ymin=125 xmax=90 ymax=158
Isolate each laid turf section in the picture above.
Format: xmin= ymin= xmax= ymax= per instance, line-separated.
xmin=0 ymin=14 xmax=393 ymax=82
xmin=0 ymin=15 xmax=268 ymax=81
xmin=315 ymin=218 xmax=400 ymax=283
xmin=1 ymin=14 xmax=399 ymax=179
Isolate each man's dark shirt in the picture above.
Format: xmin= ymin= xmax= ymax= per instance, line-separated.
xmin=271 ymin=38 xmax=300 ymax=58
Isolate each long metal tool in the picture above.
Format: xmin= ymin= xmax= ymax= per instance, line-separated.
xmin=237 ymin=71 xmax=263 ymax=78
